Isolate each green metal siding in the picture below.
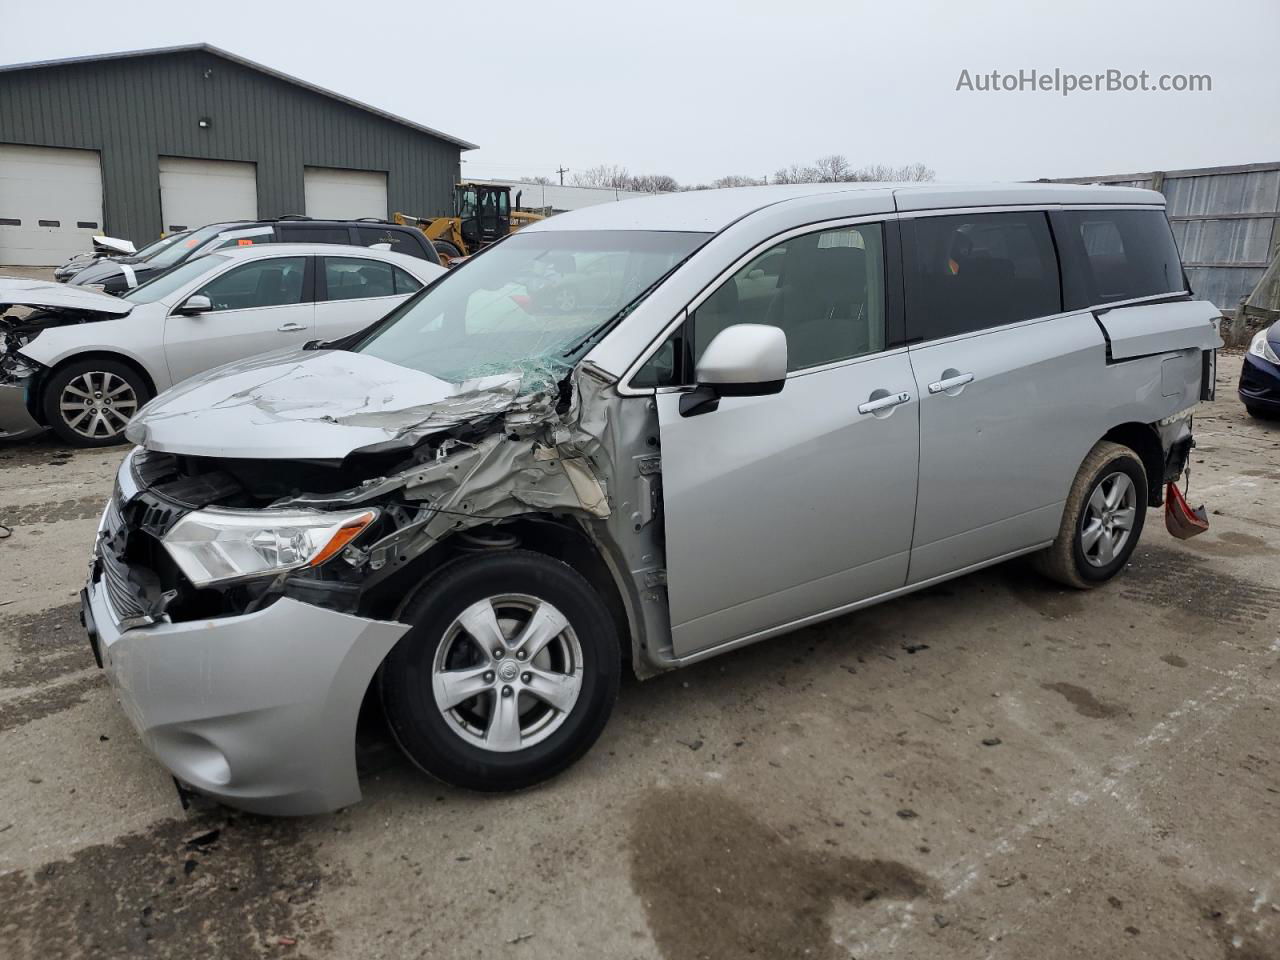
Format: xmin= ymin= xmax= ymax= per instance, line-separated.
xmin=0 ymin=49 xmax=461 ymax=243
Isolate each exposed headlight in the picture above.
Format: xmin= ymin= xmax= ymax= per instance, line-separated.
xmin=162 ymin=507 xmax=377 ymax=587
xmin=1249 ymin=329 xmax=1280 ymax=365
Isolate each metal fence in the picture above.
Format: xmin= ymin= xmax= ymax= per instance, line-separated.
xmin=1052 ymin=161 xmax=1280 ymax=313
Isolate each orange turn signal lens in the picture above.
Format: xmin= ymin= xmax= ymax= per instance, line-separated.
xmin=309 ymin=511 xmax=376 ymax=567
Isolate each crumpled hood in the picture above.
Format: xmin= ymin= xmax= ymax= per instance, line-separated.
xmin=125 ymin=348 xmax=530 ymax=460
xmin=0 ymin=277 xmax=133 ymax=315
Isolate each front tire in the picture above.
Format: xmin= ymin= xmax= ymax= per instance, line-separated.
xmin=380 ymin=550 xmax=620 ymax=792
xmin=41 ymin=358 xmax=150 ymax=447
xmin=1034 ymin=441 xmax=1148 ymax=589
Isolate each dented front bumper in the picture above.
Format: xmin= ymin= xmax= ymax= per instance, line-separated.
xmin=0 ymin=379 xmax=41 ymax=436
xmin=85 ymin=574 xmax=408 ymax=816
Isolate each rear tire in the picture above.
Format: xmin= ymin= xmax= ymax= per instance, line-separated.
xmin=1033 ymin=441 xmax=1148 ymax=589
xmin=41 ymin=358 xmax=150 ymax=448
xmin=1244 ymin=402 xmax=1278 ymax=420
xmin=380 ymin=550 xmax=620 ymax=792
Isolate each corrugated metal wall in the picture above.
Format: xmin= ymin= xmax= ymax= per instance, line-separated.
xmin=0 ymin=49 xmax=462 ymax=244
xmin=1053 ymin=162 xmax=1280 ymax=311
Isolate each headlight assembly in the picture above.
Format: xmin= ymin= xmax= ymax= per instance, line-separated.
xmin=162 ymin=507 xmax=377 ymax=587
xmin=1249 ymin=329 xmax=1280 ymax=365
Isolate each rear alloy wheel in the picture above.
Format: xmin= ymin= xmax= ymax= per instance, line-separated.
xmin=380 ymin=550 xmax=620 ymax=791
xmin=42 ymin=359 xmax=149 ymax=447
xmin=1034 ymin=440 xmax=1148 ymax=588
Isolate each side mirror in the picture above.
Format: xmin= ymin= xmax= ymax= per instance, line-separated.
xmin=177 ymin=294 xmax=211 ymax=316
xmin=680 ymin=324 xmax=787 ymax=417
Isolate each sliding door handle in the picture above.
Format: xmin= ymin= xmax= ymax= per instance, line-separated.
xmin=927 ymin=372 xmax=975 ymax=394
xmin=277 ymin=322 xmax=307 ymax=332
xmin=857 ymin=391 xmax=911 ymax=415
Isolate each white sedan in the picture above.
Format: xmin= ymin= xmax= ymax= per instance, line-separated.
xmin=0 ymin=244 xmax=444 ymax=446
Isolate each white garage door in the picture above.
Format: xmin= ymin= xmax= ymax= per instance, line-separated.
xmin=159 ymin=157 xmax=258 ymax=233
xmin=0 ymin=144 xmax=104 ymax=266
xmin=304 ymin=167 xmax=388 ymax=220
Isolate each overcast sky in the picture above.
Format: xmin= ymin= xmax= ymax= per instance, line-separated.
xmin=2 ymin=0 xmax=1276 ymax=185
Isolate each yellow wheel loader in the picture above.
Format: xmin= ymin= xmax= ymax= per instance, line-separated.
xmin=394 ymin=182 xmax=544 ymax=263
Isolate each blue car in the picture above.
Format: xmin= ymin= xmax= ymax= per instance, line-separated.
xmin=1241 ymin=323 xmax=1280 ymax=418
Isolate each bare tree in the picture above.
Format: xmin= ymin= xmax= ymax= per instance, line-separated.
xmin=520 ymin=175 xmax=553 ymax=185
xmin=572 ymin=164 xmax=631 ymax=189
xmin=627 ymin=173 xmax=681 ymax=193
xmin=812 ymin=154 xmax=854 ymax=182
xmin=772 ymin=163 xmax=818 ymax=184
xmin=847 ymin=162 xmax=936 ymax=182
xmin=712 ymin=174 xmax=764 ymax=188
xmin=773 ymin=156 xmax=936 ymax=184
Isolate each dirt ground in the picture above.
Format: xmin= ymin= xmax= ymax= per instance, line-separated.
xmin=0 ymin=348 xmax=1276 ymax=960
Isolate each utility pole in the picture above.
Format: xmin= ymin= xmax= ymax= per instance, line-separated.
xmin=556 ymin=165 xmax=569 ymax=186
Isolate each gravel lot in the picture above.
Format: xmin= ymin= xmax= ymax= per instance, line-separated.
xmin=0 ymin=346 xmax=1276 ymax=960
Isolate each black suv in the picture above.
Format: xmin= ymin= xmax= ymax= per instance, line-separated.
xmin=67 ymin=217 xmax=440 ymax=295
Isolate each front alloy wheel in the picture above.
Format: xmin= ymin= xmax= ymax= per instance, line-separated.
xmin=42 ymin=358 xmax=150 ymax=448
xmin=381 ymin=550 xmax=620 ymax=792
xmin=432 ymin=594 xmax=584 ymax=752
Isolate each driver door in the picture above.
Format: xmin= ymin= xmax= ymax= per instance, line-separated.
xmin=650 ymin=221 xmax=920 ymax=657
xmin=164 ymin=256 xmax=314 ymax=384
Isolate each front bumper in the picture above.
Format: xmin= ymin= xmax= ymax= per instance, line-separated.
xmin=86 ymin=571 xmax=408 ymax=816
xmin=0 ymin=380 xmax=42 ymax=436
xmin=1239 ymin=351 xmax=1280 ymax=412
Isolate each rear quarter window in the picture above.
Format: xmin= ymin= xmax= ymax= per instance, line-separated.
xmin=356 ymin=226 xmax=435 ymax=263
xmin=1052 ymin=209 xmax=1185 ymax=309
xmin=277 ymin=226 xmax=353 ymax=244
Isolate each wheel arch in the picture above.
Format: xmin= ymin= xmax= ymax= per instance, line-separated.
xmin=1100 ymin=421 xmax=1164 ymax=507
xmin=360 ymin=516 xmax=635 ymax=675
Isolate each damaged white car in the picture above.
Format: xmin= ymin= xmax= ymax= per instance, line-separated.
xmin=0 ymin=244 xmax=443 ymax=446
xmin=78 ymin=183 xmax=1219 ymax=814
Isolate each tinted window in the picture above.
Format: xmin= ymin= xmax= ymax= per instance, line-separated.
xmin=393 ymin=267 xmax=422 ymax=295
xmin=356 ymin=226 xmax=430 ymax=260
xmin=694 ymin=223 xmax=886 ymax=373
xmin=323 ymin=257 xmax=396 ymax=301
xmin=278 ymin=225 xmax=351 ymax=244
xmin=1054 ymin=209 xmax=1185 ymax=308
xmin=196 ymin=257 xmax=307 ymax=311
xmin=905 ymin=211 xmax=1061 ymax=341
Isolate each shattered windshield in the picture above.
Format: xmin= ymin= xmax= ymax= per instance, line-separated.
xmin=352 ymin=230 xmax=708 ymax=387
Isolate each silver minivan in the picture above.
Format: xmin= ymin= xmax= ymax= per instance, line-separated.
xmin=80 ymin=183 xmax=1220 ymax=814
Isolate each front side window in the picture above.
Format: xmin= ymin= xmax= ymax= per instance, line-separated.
xmin=353 ymin=230 xmax=708 ymax=387
xmin=323 ymin=257 xmax=396 ymax=300
xmin=905 ymin=211 xmax=1061 ymax=341
xmin=1054 ymin=209 xmax=1185 ymax=308
xmin=195 ymin=256 xmax=307 ymax=311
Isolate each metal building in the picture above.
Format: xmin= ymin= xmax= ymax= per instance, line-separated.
xmin=0 ymin=44 xmax=475 ymax=265
xmin=1052 ymin=161 xmax=1280 ymax=312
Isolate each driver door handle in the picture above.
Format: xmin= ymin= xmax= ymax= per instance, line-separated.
xmin=277 ymin=322 xmax=307 ymax=332
xmin=927 ymin=372 xmax=975 ymax=394
xmin=857 ymin=391 xmax=912 ymax=415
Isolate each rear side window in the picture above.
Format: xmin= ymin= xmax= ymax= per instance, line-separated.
xmin=904 ymin=211 xmax=1061 ymax=341
xmin=356 ymin=226 xmax=432 ymax=261
xmin=278 ymin=225 xmax=352 ymax=244
xmin=1052 ymin=209 xmax=1185 ymax=309
xmin=323 ymin=256 xmax=397 ymax=300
